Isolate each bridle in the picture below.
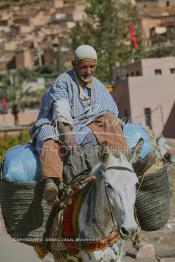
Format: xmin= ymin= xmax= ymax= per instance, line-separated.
xmin=104 ymin=165 xmax=134 ymax=226
xmin=92 ymin=164 xmax=135 ymax=255
xmin=106 ymin=166 xmax=134 ymax=173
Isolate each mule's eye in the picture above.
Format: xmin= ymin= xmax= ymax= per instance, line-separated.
xmin=105 ymin=183 xmax=113 ymax=190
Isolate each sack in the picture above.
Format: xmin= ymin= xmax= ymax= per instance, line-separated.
xmin=2 ymin=144 xmax=41 ymax=182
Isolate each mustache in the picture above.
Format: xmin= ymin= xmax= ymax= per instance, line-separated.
xmin=81 ymin=74 xmax=93 ymax=77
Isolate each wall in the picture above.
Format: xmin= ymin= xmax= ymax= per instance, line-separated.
xmin=112 ymin=80 xmax=131 ymax=122
xmin=142 ymin=57 xmax=175 ymax=77
xmin=136 ymin=0 xmax=175 ymax=9
xmin=112 ymin=57 xmax=175 ymax=138
xmin=128 ymin=75 xmax=175 ymax=137
xmin=0 ymin=110 xmax=38 ymax=126
xmin=112 ymin=61 xmax=142 ymax=80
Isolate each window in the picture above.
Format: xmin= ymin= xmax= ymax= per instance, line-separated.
xmin=136 ymin=70 xmax=140 ymax=76
xmin=131 ymin=72 xmax=134 ymax=76
xmin=116 ymin=76 xmax=120 ymax=80
xmin=144 ymin=108 xmax=152 ymax=130
xmin=170 ymin=68 xmax=175 ymax=74
xmin=166 ymin=1 xmax=170 ymax=7
xmin=154 ymin=69 xmax=162 ymax=75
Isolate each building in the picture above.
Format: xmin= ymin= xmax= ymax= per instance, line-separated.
xmin=112 ymin=57 xmax=175 ymax=138
xmin=0 ymin=0 xmax=87 ymax=71
xmin=135 ymin=0 xmax=175 ymax=46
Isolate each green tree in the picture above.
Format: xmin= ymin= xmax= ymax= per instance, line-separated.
xmin=0 ymin=132 xmax=29 ymax=162
xmin=35 ymin=50 xmax=68 ymax=79
xmin=70 ymin=0 xmax=141 ymax=81
xmin=53 ymin=50 xmax=67 ymax=75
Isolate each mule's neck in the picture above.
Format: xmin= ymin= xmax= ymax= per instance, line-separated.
xmin=78 ymin=178 xmax=115 ymax=239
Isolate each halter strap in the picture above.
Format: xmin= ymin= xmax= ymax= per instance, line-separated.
xmin=106 ymin=166 xmax=133 ymax=173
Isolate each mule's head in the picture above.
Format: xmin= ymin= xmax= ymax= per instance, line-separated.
xmin=97 ymin=142 xmax=139 ymax=240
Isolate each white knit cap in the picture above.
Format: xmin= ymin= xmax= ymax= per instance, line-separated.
xmin=73 ymin=45 xmax=97 ymax=61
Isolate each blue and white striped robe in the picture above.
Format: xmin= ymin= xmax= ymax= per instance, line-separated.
xmin=30 ymin=69 xmax=119 ymax=153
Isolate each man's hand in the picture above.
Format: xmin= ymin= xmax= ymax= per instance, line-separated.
xmin=57 ymin=122 xmax=77 ymax=153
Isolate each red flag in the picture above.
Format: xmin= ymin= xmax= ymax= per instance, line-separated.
xmin=2 ymin=96 xmax=8 ymax=110
xmin=130 ymin=23 xmax=138 ymax=49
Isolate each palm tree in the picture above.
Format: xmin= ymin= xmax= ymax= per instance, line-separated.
xmin=0 ymin=69 xmax=34 ymax=125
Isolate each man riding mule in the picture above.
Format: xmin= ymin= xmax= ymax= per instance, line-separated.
xmin=0 ymin=45 xmax=168 ymax=261
xmin=30 ymin=44 xmax=128 ymax=205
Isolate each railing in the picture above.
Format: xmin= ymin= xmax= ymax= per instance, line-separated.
xmin=0 ymin=125 xmax=31 ymax=136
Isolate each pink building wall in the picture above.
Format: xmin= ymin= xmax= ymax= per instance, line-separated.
xmin=128 ymin=76 xmax=175 ymax=136
xmin=111 ymin=80 xmax=131 ymax=122
xmin=142 ymin=57 xmax=175 ymax=77
xmin=112 ymin=57 xmax=175 ymax=138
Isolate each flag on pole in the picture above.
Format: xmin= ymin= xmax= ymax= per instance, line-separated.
xmin=130 ymin=23 xmax=138 ymax=49
xmin=0 ymin=96 xmax=8 ymax=113
xmin=2 ymin=96 xmax=8 ymax=110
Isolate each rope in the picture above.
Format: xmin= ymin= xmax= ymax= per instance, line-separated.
xmin=94 ymin=220 xmax=119 ymax=256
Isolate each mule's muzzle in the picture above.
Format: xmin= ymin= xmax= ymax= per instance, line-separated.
xmin=119 ymin=224 xmax=140 ymax=240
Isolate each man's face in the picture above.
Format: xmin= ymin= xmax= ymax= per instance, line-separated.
xmin=74 ymin=58 xmax=97 ymax=84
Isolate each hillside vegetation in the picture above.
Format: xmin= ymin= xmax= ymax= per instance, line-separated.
xmin=0 ymin=132 xmax=29 ymax=162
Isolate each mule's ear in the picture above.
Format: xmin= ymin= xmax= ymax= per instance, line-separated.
xmin=129 ymin=139 xmax=144 ymax=163
xmin=98 ymin=141 xmax=110 ymax=163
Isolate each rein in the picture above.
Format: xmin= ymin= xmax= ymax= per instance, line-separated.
xmin=104 ymin=164 xmax=134 ymax=226
xmin=63 ymin=153 xmax=133 ymax=253
xmin=62 ymin=175 xmax=120 ymax=251
xmin=92 ymin=179 xmax=119 ymax=256
xmin=106 ymin=166 xmax=134 ymax=173
xmin=92 ymin=164 xmax=135 ymax=255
